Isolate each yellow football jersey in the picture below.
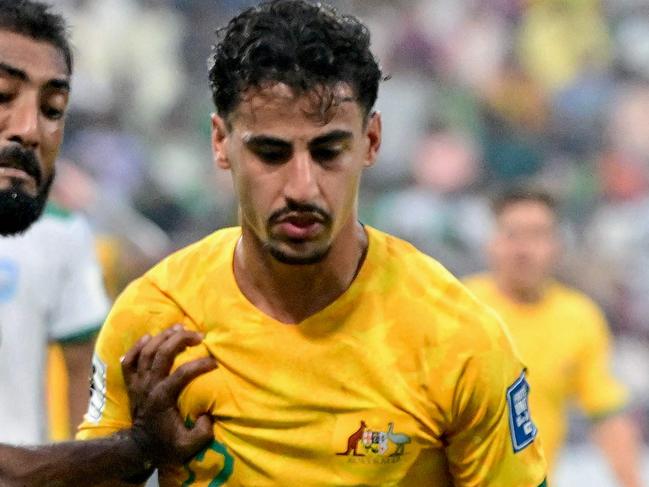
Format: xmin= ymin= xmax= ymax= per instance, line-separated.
xmin=79 ymin=227 xmax=547 ymax=486
xmin=464 ymin=273 xmax=629 ymax=470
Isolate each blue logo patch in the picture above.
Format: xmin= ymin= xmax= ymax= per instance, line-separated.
xmin=506 ymin=371 xmax=537 ymax=452
xmin=0 ymin=259 xmax=19 ymax=303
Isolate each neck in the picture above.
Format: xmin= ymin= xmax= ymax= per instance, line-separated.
xmin=495 ymin=276 xmax=547 ymax=304
xmin=234 ymin=218 xmax=368 ymax=324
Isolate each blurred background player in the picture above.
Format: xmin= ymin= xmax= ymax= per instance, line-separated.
xmin=464 ymin=187 xmax=643 ymax=487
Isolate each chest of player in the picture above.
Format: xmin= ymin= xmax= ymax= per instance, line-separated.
xmin=0 ymin=238 xmax=62 ymax=349
xmin=173 ymin=324 xmax=452 ymax=486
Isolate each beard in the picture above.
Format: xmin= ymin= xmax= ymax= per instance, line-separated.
xmin=266 ymin=241 xmax=332 ymax=265
xmin=0 ymin=145 xmax=53 ymax=236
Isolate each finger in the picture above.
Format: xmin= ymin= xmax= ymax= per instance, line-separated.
xmin=157 ymin=357 xmax=218 ymax=402
xmin=120 ymin=334 xmax=151 ymax=385
xmin=179 ymin=414 xmax=214 ymax=459
xmin=149 ymin=330 xmax=205 ymax=377
xmin=138 ymin=325 xmax=183 ymax=372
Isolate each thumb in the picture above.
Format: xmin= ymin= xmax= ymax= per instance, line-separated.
xmin=180 ymin=414 xmax=215 ymax=459
xmin=191 ymin=414 xmax=214 ymax=441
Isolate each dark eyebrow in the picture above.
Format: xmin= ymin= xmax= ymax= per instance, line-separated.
xmin=0 ymin=61 xmax=70 ymax=92
xmin=309 ymin=130 xmax=353 ymax=147
xmin=0 ymin=62 xmax=26 ymax=81
xmin=243 ymin=135 xmax=292 ymax=149
xmin=243 ymin=129 xmax=353 ymax=150
xmin=46 ymin=78 xmax=70 ymax=92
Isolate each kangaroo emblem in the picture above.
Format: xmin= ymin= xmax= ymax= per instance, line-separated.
xmin=336 ymin=420 xmax=367 ymax=456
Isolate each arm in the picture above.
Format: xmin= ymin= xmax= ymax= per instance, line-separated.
xmin=0 ymin=430 xmax=155 ymax=487
xmin=0 ymin=327 xmax=216 ymax=487
xmin=574 ymin=302 xmax=642 ymax=487
xmin=591 ymin=413 xmax=643 ymax=487
xmin=440 ymin=309 xmax=547 ymax=486
xmin=61 ymin=339 xmax=96 ymax=432
xmin=445 ymin=354 xmax=547 ymax=486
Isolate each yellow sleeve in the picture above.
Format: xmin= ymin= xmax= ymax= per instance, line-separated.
xmin=445 ymin=345 xmax=547 ymax=486
xmin=76 ymin=275 xmax=196 ymax=439
xmin=574 ymin=302 xmax=628 ymax=418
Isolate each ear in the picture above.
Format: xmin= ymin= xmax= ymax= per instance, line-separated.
xmin=363 ymin=111 xmax=382 ymax=168
xmin=211 ymin=113 xmax=230 ymax=169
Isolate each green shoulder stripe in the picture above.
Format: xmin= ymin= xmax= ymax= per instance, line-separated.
xmin=57 ymin=324 xmax=102 ymax=344
xmin=44 ymin=202 xmax=73 ymax=220
xmin=538 ymin=479 xmax=548 ymax=487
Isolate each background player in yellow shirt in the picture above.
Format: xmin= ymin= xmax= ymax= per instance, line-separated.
xmin=465 ymin=187 xmax=643 ymax=487
xmin=79 ymin=1 xmax=547 ymax=485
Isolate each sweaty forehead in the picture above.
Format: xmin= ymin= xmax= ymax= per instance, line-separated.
xmin=0 ymin=30 xmax=68 ymax=82
xmin=230 ymin=82 xmax=363 ymax=133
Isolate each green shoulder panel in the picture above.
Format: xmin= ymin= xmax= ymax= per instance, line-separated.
xmin=44 ymin=202 xmax=73 ymax=220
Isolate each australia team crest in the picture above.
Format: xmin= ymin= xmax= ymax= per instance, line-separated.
xmin=337 ymin=420 xmax=411 ymax=460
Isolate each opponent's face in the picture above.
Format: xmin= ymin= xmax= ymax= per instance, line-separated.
xmin=0 ymin=30 xmax=69 ymax=236
xmin=212 ymin=83 xmax=381 ymax=265
xmin=488 ymin=200 xmax=559 ymax=296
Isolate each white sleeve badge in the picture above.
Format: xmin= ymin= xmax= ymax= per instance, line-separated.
xmin=86 ymin=353 xmax=107 ymax=423
xmin=506 ymin=371 xmax=537 ymax=452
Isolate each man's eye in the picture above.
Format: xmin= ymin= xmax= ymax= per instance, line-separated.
xmin=42 ymin=105 xmax=64 ymax=120
xmin=0 ymin=92 xmax=12 ymax=103
xmin=311 ymin=147 xmax=341 ymax=163
xmin=256 ymin=149 xmax=291 ymax=164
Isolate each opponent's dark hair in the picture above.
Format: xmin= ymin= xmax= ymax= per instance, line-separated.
xmin=491 ymin=186 xmax=559 ymax=217
xmin=209 ymin=0 xmax=382 ymax=121
xmin=0 ymin=0 xmax=73 ymax=74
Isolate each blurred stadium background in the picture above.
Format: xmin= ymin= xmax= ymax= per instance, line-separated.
xmin=46 ymin=0 xmax=649 ymax=484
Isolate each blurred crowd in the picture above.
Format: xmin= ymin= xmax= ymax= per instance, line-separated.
xmin=48 ymin=0 xmax=649 ymax=437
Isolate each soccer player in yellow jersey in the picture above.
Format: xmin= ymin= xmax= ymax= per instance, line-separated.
xmin=465 ymin=187 xmax=643 ymax=487
xmin=79 ymin=1 xmax=547 ymax=485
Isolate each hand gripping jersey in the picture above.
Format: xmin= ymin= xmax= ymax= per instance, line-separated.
xmin=465 ymin=273 xmax=629 ymax=470
xmin=79 ymin=227 xmax=547 ymax=486
xmin=0 ymin=206 xmax=109 ymax=444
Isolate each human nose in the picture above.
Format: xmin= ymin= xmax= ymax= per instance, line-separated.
xmin=283 ymin=152 xmax=319 ymax=203
xmin=7 ymin=94 xmax=39 ymax=150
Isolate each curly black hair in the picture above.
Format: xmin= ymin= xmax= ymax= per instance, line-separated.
xmin=0 ymin=0 xmax=73 ymax=74
xmin=209 ymin=0 xmax=382 ymax=122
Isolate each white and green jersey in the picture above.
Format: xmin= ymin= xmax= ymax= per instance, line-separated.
xmin=0 ymin=205 xmax=109 ymax=444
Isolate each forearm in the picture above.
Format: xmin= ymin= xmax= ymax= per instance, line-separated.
xmin=0 ymin=432 xmax=151 ymax=487
xmin=592 ymin=413 xmax=644 ymax=487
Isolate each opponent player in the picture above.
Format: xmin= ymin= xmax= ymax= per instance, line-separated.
xmin=0 ymin=1 xmax=216 ymax=484
xmin=80 ymin=1 xmax=548 ymax=485
xmin=0 ymin=199 xmax=110 ymax=443
xmin=465 ymin=187 xmax=642 ymax=486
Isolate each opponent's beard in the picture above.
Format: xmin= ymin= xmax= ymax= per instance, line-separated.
xmin=0 ymin=145 xmax=53 ymax=236
xmin=0 ymin=173 xmax=53 ymax=236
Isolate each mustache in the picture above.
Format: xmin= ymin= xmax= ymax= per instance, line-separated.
xmin=269 ymin=200 xmax=331 ymax=225
xmin=0 ymin=145 xmax=42 ymax=186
